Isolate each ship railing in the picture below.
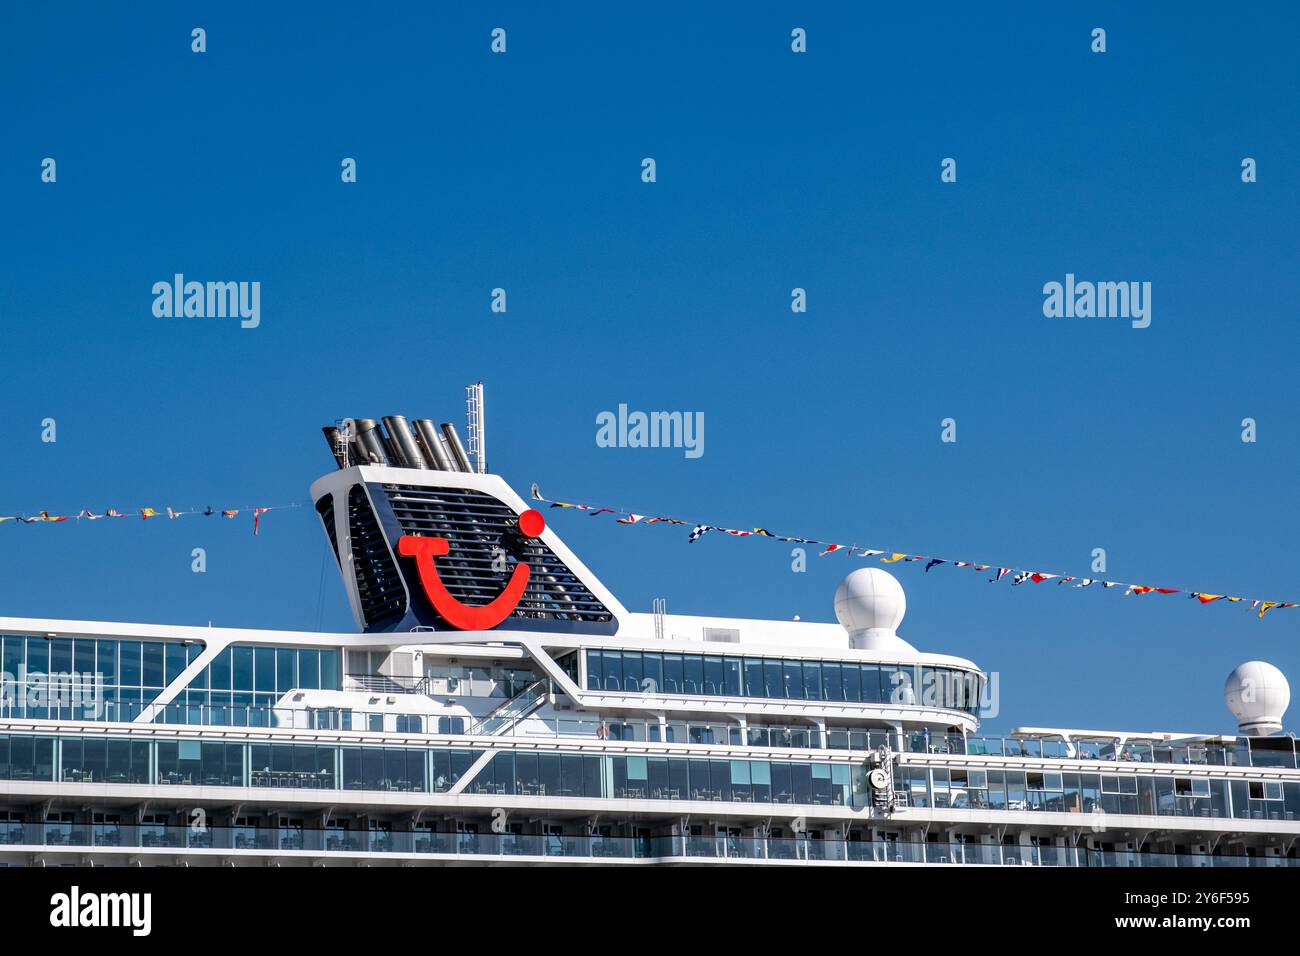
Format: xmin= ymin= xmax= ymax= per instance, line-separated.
xmin=466 ymin=678 xmax=551 ymax=737
xmin=342 ymin=674 xmax=430 ymax=695
xmin=52 ymin=704 xmax=1278 ymax=768
xmin=5 ymin=822 xmax=1297 ymax=867
xmin=121 ymin=707 xmax=1258 ymax=762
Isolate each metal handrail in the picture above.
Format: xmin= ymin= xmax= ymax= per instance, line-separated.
xmin=343 ymin=674 xmax=430 ymax=695
xmin=467 ymin=678 xmax=550 ymax=736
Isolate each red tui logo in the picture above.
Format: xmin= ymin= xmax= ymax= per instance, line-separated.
xmin=397 ymin=509 xmax=546 ymax=630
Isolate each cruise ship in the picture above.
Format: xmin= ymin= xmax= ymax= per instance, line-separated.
xmin=0 ymin=386 xmax=1296 ymax=868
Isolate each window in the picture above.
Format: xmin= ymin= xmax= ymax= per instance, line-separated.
xmin=298 ymin=650 xmax=321 ymax=690
xmin=730 ymin=761 xmax=751 ymax=801
xmin=208 ymin=648 xmax=231 ymax=690
xmin=1026 ymin=772 xmax=1062 ymax=791
xmin=883 ymin=666 xmax=913 ymax=705
xmin=642 ymin=653 xmax=663 ymax=694
xmin=722 ymin=657 xmax=742 ymax=697
xmin=2 ymin=638 xmax=24 ymax=680
xmin=782 ymin=660 xmax=803 ymax=699
xmin=342 ymin=746 xmax=422 ymax=791
xmin=25 ymin=637 xmax=49 ymax=674
xmin=254 ymin=647 xmax=276 ymax=692
xmin=843 ymin=663 xmax=862 ymax=702
xmin=396 ymin=714 xmax=424 ymax=733
xmin=320 ymin=649 xmax=339 ymax=690
xmin=683 ymin=655 xmax=704 ymax=695
xmin=858 ymin=665 xmax=881 ymax=703
xmin=763 ymin=659 xmax=783 ymax=699
xmin=431 ymin=750 xmax=478 ymax=792
xmin=119 ymin=641 xmax=143 ymax=686
xmin=822 ymin=662 xmax=843 ymax=701
xmin=141 ymin=642 xmax=165 ymax=688
xmin=1175 ymin=778 xmax=1210 ymax=797
xmin=539 ymin=753 xmax=561 ymax=796
xmin=50 ymin=638 xmax=73 ymax=674
xmin=276 ymin=648 xmax=296 ymax=692
xmin=622 ymin=652 xmax=643 ymax=692
xmin=662 ymin=654 xmax=683 ymax=694
xmin=601 ymin=651 xmax=622 ymax=691
xmin=1102 ymin=775 xmax=1138 ymax=794
xmin=802 ymin=661 xmax=822 ymax=700
xmin=750 ymin=761 xmax=772 ymax=802
xmin=744 ymin=658 xmax=764 ymax=697
xmin=811 ymin=763 xmax=833 ymax=804
xmin=703 ymin=656 xmax=724 ymax=695
xmin=1249 ymin=781 xmax=1283 ymax=801
xmin=232 ymin=646 xmax=254 ymax=691
xmin=165 ymin=643 xmax=188 ymax=685
xmin=920 ymin=667 xmax=942 ymax=708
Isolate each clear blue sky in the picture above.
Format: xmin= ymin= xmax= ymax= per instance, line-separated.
xmin=1 ymin=4 xmax=1296 ymax=735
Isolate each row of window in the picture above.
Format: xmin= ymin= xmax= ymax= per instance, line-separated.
xmin=188 ymin=646 xmax=340 ymax=694
xmin=45 ymin=734 xmax=482 ymax=793
xmin=610 ymin=756 xmax=857 ymax=805
xmin=0 ymin=640 xmax=341 ymax=724
xmin=470 ymin=752 xmax=859 ymax=805
xmin=590 ymin=720 xmax=889 ymax=751
xmin=899 ymin=767 xmax=1300 ymax=820
xmin=150 ymin=703 xmax=467 ymax=736
xmin=0 ymin=634 xmax=202 ymax=687
xmin=9 ymin=730 xmax=1300 ymax=818
xmin=471 ymin=752 xmax=604 ymax=798
xmin=583 ymin=650 xmax=983 ymax=713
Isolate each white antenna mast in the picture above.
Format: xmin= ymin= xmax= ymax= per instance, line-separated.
xmin=465 ymin=382 xmax=487 ymax=474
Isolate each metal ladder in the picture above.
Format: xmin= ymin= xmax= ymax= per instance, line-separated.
xmin=465 ymin=383 xmax=486 ymax=474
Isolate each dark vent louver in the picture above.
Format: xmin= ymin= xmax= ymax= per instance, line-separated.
xmin=348 ymin=485 xmax=405 ymax=627
xmin=383 ymin=484 xmax=612 ymax=626
xmin=316 ymin=494 xmax=339 ymax=566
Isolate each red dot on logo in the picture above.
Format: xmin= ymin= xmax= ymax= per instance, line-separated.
xmin=518 ymin=509 xmax=545 ymax=538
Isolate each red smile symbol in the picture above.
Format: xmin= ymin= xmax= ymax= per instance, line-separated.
xmin=397 ymin=509 xmax=546 ymax=630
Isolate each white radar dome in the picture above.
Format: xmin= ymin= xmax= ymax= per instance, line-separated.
xmin=1224 ymin=661 xmax=1290 ymax=737
xmin=834 ymin=568 xmax=914 ymax=653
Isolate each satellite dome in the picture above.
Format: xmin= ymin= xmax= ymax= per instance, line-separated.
xmin=834 ymin=568 xmax=914 ymax=653
xmin=1224 ymin=661 xmax=1290 ymax=736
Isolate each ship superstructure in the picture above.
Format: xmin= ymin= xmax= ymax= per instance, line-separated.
xmin=0 ymin=389 xmax=1296 ymax=867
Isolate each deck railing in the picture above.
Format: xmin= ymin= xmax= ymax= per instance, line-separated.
xmin=3 ymin=823 xmax=1296 ymax=867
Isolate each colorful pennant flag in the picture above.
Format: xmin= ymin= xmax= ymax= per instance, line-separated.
xmin=530 ymin=483 xmax=1296 ymax=622
xmin=2 ymin=501 xmax=299 ymax=535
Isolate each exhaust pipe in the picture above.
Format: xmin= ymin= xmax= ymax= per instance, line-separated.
xmin=381 ymin=427 xmax=402 ymax=464
xmin=353 ymin=419 xmax=390 ymax=465
xmin=321 ymin=426 xmax=349 ymax=468
xmin=414 ymin=419 xmax=453 ymax=471
xmin=441 ymin=423 xmax=472 ymax=472
xmin=382 ymin=416 xmax=427 ymax=469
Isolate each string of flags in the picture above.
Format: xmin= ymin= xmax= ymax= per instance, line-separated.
xmin=0 ymin=503 xmax=302 ymax=536
xmin=530 ymin=483 xmax=1298 ymax=621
